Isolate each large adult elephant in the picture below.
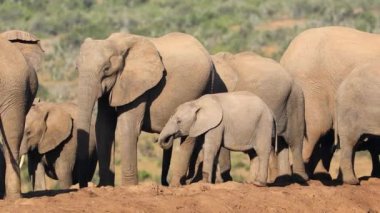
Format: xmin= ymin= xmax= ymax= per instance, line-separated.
xmin=0 ymin=30 xmax=43 ymax=198
xmin=280 ymin=26 xmax=380 ymax=178
xmin=169 ymin=51 xmax=308 ymax=185
xmin=76 ymin=32 xmax=213 ymax=187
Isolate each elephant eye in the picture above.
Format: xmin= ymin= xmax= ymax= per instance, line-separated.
xmin=177 ymin=119 xmax=181 ymax=124
xmin=104 ymin=65 xmax=110 ymax=72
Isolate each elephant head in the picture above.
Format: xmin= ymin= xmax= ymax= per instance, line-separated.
xmin=76 ymin=33 xmax=165 ymax=162
xmin=1 ymin=30 xmax=44 ymax=72
xmin=158 ymin=96 xmax=223 ymax=149
xmin=20 ymin=103 xmax=73 ymax=156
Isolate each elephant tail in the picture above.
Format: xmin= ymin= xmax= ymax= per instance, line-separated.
xmin=272 ymin=118 xmax=278 ymax=154
xmin=333 ymin=104 xmax=340 ymax=150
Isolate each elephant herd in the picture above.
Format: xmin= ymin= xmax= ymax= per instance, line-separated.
xmin=0 ymin=26 xmax=378 ymax=199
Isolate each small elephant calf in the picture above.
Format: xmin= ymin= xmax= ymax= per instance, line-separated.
xmin=158 ymin=91 xmax=276 ymax=186
xmin=20 ymin=101 xmax=97 ymax=190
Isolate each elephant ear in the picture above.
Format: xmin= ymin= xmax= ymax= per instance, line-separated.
xmin=189 ymin=96 xmax=223 ymax=137
xmin=38 ymin=108 xmax=73 ymax=154
xmin=212 ymin=52 xmax=238 ymax=92
xmin=108 ymin=33 xmax=164 ymax=106
xmin=1 ymin=30 xmax=44 ymax=71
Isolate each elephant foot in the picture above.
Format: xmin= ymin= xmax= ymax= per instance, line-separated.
xmin=246 ymin=179 xmax=266 ymax=187
xmin=343 ymin=177 xmax=360 ymax=185
xmin=4 ymin=192 xmax=21 ymax=200
xmin=169 ymin=176 xmax=183 ymax=187
xmin=199 ymin=178 xmax=211 ymax=184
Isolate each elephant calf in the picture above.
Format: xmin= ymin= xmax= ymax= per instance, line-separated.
xmin=336 ymin=61 xmax=380 ymax=185
xmin=158 ymin=92 xmax=276 ymax=186
xmin=20 ymin=101 xmax=97 ymax=190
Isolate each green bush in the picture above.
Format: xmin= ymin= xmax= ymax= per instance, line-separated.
xmin=138 ymin=170 xmax=152 ymax=181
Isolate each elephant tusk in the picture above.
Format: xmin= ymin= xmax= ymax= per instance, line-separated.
xmin=19 ymin=154 xmax=26 ymax=169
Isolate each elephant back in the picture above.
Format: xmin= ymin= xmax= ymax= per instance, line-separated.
xmin=1 ymin=30 xmax=40 ymax=43
xmin=1 ymin=30 xmax=44 ymax=72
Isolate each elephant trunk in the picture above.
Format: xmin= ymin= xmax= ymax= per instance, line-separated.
xmin=159 ymin=135 xmax=174 ymax=150
xmin=77 ymin=73 xmax=100 ymax=188
xmin=158 ymin=119 xmax=178 ymax=150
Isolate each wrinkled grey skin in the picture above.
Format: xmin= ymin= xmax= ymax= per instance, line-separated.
xmin=20 ymin=102 xmax=97 ymax=190
xmin=76 ymin=32 xmax=212 ymax=187
xmin=336 ymin=62 xmax=380 ymax=185
xmin=281 ymin=26 xmax=380 ymax=178
xmin=170 ymin=51 xmax=307 ymax=185
xmin=159 ymin=92 xmax=275 ymax=186
xmin=0 ymin=30 xmax=43 ymax=199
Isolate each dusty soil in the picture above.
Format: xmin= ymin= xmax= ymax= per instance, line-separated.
xmin=0 ymin=178 xmax=379 ymax=212
xmin=9 ymin=147 xmax=380 ymax=212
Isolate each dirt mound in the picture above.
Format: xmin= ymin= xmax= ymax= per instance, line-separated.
xmin=1 ymin=179 xmax=380 ymax=212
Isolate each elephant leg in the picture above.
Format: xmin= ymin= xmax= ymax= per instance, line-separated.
xmin=96 ymin=95 xmax=117 ymax=186
xmin=276 ymin=137 xmax=291 ymax=179
xmin=116 ymin=97 xmax=146 ymax=185
xmin=286 ymin=136 xmax=308 ymax=182
xmin=250 ymin=133 xmax=272 ymax=186
xmin=312 ymin=131 xmax=335 ymax=180
xmin=247 ymin=150 xmax=259 ymax=183
xmin=57 ymin=168 xmax=73 ymax=189
xmin=215 ymin=146 xmax=232 ymax=183
xmin=170 ymin=137 xmax=196 ymax=186
xmin=302 ymin=95 xmax=332 ymax=177
xmin=272 ymin=136 xmax=292 ymax=184
xmin=202 ymin=128 xmax=222 ymax=183
xmin=161 ymin=147 xmax=172 ymax=186
xmin=369 ymin=140 xmax=380 ymax=177
xmin=267 ymin=150 xmax=278 ymax=183
xmin=339 ymin=135 xmax=359 ymax=185
xmin=250 ymin=148 xmax=270 ymax=187
xmin=285 ymin=84 xmax=308 ymax=181
xmin=0 ymin=144 xmax=4 ymax=198
xmin=186 ymin=138 xmax=204 ymax=184
xmin=0 ymin=106 xmax=26 ymax=198
xmin=33 ymin=162 xmax=46 ymax=191
xmin=289 ymin=141 xmax=308 ymax=181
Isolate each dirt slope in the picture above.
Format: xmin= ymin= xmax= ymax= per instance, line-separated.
xmin=1 ymin=179 xmax=379 ymax=213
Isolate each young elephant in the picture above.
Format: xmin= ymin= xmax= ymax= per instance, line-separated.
xmin=20 ymin=102 xmax=97 ymax=190
xmin=158 ymin=92 xmax=276 ymax=186
xmin=337 ymin=61 xmax=380 ymax=185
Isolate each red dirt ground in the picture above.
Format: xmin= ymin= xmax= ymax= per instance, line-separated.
xmin=0 ymin=178 xmax=379 ymax=212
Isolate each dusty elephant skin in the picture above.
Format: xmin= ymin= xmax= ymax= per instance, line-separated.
xmin=280 ymin=26 xmax=380 ymax=179
xmin=20 ymin=102 xmax=97 ymax=190
xmin=76 ymin=32 xmax=213 ymax=187
xmin=170 ymin=51 xmax=308 ymax=186
xmin=159 ymin=92 xmax=276 ymax=186
xmin=336 ymin=61 xmax=380 ymax=185
xmin=0 ymin=30 xmax=44 ymax=199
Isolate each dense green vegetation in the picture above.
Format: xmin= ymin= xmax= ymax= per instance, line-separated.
xmin=3 ymin=0 xmax=379 ymax=188
xmin=2 ymin=0 xmax=380 ymax=88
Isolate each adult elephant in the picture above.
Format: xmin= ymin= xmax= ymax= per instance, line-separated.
xmin=0 ymin=30 xmax=43 ymax=198
xmin=76 ymin=32 xmax=213 ymax=187
xmin=169 ymin=51 xmax=308 ymax=185
xmin=280 ymin=26 xmax=380 ymax=178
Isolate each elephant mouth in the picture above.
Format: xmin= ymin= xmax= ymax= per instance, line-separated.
xmin=159 ymin=135 xmax=174 ymax=150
